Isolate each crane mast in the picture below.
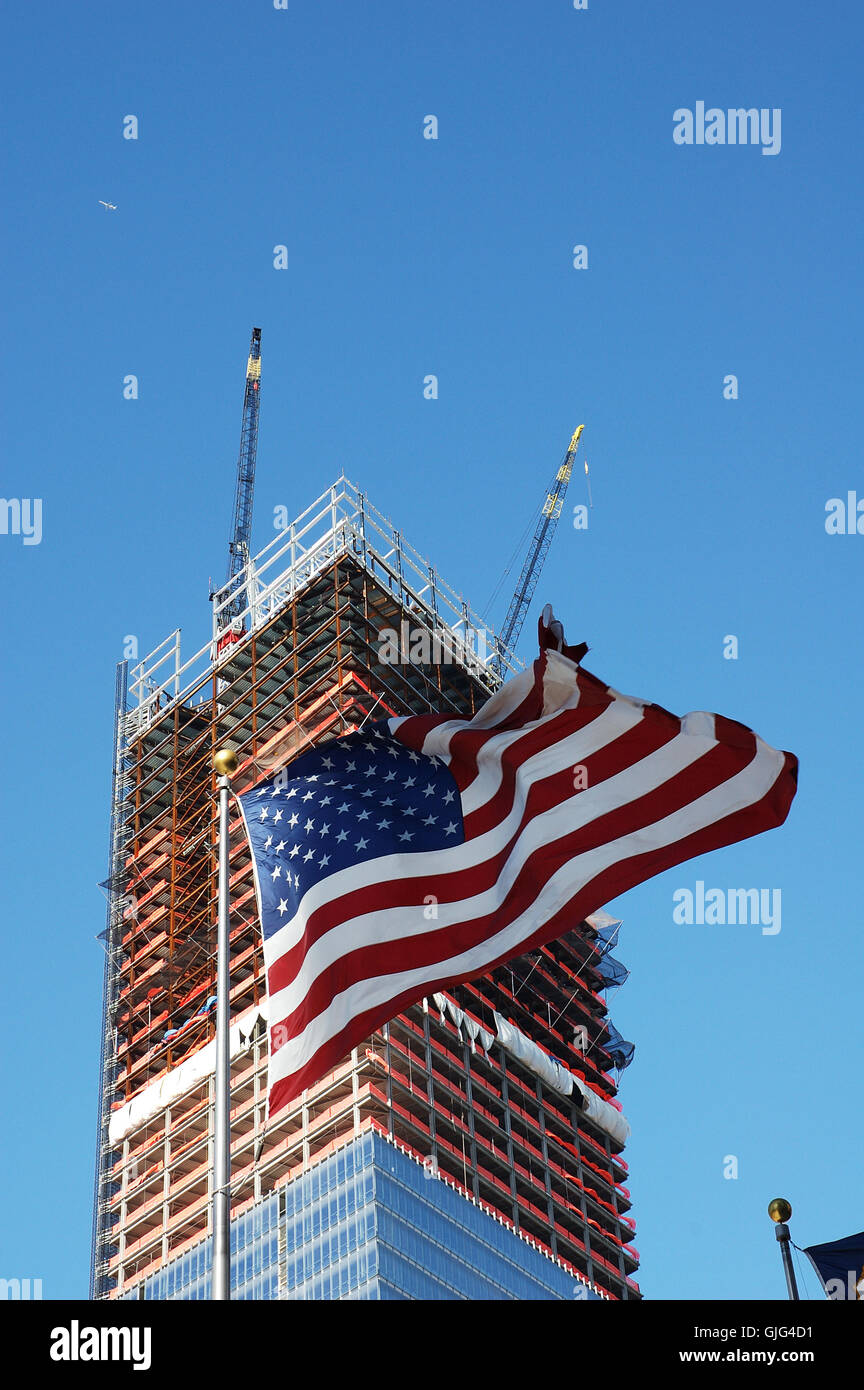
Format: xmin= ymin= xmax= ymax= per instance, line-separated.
xmin=496 ymin=424 xmax=584 ymax=667
xmin=225 ymin=327 xmax=262 ymax=623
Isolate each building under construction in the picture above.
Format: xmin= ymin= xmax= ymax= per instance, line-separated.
xmin=90 ymin=335 xmax=639 ymax=1301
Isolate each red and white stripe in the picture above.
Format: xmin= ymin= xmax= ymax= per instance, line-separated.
xmin=263 ymin=634 xmax=797 ymax=1114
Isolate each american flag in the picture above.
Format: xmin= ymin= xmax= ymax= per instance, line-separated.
xmin=239 ymin=618 xmax=797 ymax=1115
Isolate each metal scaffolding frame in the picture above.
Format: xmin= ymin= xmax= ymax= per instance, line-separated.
xmin=91 ymin=481 xmax=639 ymax=1301
xmin=90 ymin=659 xmax=132 ymax=1298
xmin=128 ymin=476 xmax=517 ymax=729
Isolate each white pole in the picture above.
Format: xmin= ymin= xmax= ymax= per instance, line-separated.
xmin=212 ymin=750 xmax=238 ymax=1298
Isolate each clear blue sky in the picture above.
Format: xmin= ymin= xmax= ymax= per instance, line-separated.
xmin=1 ymin=0 xmax=860 ymax=1301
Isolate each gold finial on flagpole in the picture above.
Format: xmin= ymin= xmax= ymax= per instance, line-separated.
xmin=213 ymin=748 xmax=239 ymax=777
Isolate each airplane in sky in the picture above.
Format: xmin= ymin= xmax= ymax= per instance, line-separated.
xmin=98 ymin=200 xmax=118 ymax=210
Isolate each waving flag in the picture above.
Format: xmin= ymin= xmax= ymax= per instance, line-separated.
xmin=805 ymin=1232 xmax=864 ymax=1299
xmin=239 ymin=615 xmax=797 ymax=1115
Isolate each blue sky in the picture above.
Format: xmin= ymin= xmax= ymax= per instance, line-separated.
xmin=1 ymin=0 xmax=861 ymax=1300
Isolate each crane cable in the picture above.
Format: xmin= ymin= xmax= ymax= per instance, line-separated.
xmin=482 ymin=500 xmax=543 ymax=623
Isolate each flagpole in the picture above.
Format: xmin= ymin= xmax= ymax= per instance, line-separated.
xmin=768 ymin=1198 xmax=800 ymax=1300
xmin=212 ymin=747 xmax=239 ymax=1300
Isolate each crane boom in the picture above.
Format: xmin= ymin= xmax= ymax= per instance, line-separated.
xmin=225 ymin=327 xmax=262 ymax=620
xmin=496 ymin=424 xmax=584 ymax=664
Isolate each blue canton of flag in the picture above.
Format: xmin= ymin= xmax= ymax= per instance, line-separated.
xmin=242 ymin=724 xmax=463 ymax=942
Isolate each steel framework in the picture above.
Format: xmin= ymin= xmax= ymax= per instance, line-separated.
xmin=91 ymin=478 xmax=639 ymax=1300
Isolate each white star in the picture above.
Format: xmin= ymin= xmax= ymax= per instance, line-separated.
xmin=337 ymin=802 xmax=351 ymax=814
xmin=381 ymin=796 xmax=395 ymax=807
xmin=383 ymin=771 xmax=397 ymax=783
xmin=275 ymin=840 xmax=286 ymax=853
xmin=285 ymin=787 xmax=298 ymax=799
xmin=346 ymin=760 xmax=357 ymax=772
xmin=319 ymin=853 xmax=331 ymax=868
xmin=256 ymin=787 xmax=268 ymax=798
xmin=364 ymin=766 xmax=377 ymax=778
xmin=361 ymin=789 xmax=375 ymax=799
xmin=319 ymin=796 xmax=332 ymax=807
xmin=403 ymin=776 xmax=416 ymax=789
xmin=335 ymin=829 xmax=349 ymax=843
xmin=270 ymin=785 xmax=281 ymax=797
xmin=444 ymin=821 xmax=458 ymax=834
xmin=259 ymin=808 xmax=269 ymax=821
xmin=402 ymin=806 xmax=417 ymax=817
xmin=277 ymin=898 xmax=289 ymax=915
xmin=294 ymin=873 xmax=300 ymax=889
xmin=289 ymin=844 xmax=300 ymax=858
xmin=271 ymin=864 xmax=282 ymax=881
xmin=387 ymin=747 xmax=399 ymax=759
xmin=363 ymin=740 xmax=377 ymax=751
xmin=303 ymin=849 xmax=315 ymax=862
xmin=407 ymin=750 xmax=421 ymax=763
xmin=355 ymin=837 xmax=369 ymax=851
xmin=443 ymin=789 xmax=455 ymax=804
xmin=307 ymin=775 xmax=319 ymax=783
xmin=398 ymin=829 xmax=414 ymax=842
xmin=304 ymin=818 xmax=315 ymax=833
xmin=422 ymin=814 xmax=438 ymax=826
xmin=356 ymin=809 xmax=370 ymax=821
xmin=422 ymin=783 xmax=436 ymax=797
xmin=322 ymin=756 xmax=334 ymax=770
xmin=264 ymin=834 xmax=273 ymax=849
xmin=288 ymin=812 xmax=299 ymax=828
xmin=377 ymin=818 xmax=391 ymax=830
xmin=302 ymin=791 xmax=314 ymax=802
xmin=273 ymin=808 xmax=284 ymax=823
xmin=319 ymin=823 xmax=330 ymax=836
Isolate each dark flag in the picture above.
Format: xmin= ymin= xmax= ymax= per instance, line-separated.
xmin=805 ymin=1232 xmax=864 ymax=1300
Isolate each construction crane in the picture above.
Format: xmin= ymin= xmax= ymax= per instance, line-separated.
xmin=494 ymin=424 xmax=584 ymax=670
xmin=223 ymin=327 xmax=262 ymax=628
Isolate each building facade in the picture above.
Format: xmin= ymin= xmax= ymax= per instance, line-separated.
xmin=123 ymin=1130 xmax=610 ymax=1301
xmin=92 ymin=478 xmax=639 ymax=1301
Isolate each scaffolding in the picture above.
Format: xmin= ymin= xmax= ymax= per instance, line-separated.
xmin=91 ymin=476 xmax=639 ymax=1301
xmin=90 ymin=660 xmax=132 ymax=1299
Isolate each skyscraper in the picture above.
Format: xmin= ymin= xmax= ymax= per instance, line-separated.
xmin=91 ymin=478 xmax=639 ymax=1301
